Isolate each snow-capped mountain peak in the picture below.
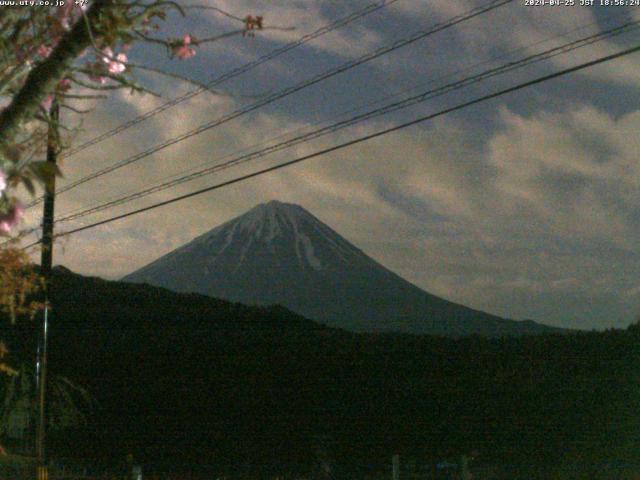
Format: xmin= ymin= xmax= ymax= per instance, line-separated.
xmin=131 ymin=201 xmax=367 ymax=283
xmin=123 ymin=201 xmax=561 ymax=337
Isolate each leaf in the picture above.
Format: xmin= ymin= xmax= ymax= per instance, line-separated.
xmin=20 ymin=176 xmax=35 ymax=196
xmin=27 ymin=161 xmax=63 ymax=182
xmin=0 ymin=363 xmax=18 ymax=377
xmin=0 ymin=143 xmax=21 ymax=165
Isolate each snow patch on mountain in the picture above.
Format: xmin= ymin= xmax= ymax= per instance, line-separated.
xmin=298 ymin=231 xmax=322 ymax=271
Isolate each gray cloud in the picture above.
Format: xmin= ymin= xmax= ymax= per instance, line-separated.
xmin=18 ymin=1 xmax=640 ymax=331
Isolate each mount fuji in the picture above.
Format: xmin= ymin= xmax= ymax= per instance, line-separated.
xmin=123 ymin=201 xmax=562 ymax=336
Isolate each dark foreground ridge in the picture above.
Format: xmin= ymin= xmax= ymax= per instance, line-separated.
xmin=1 ymin=267 xmax=637 ymax=479
xmin=123 ymin=200 xmax=568 ymax=337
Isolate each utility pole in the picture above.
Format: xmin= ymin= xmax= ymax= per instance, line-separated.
xmin=392 ymin=454 xmax=400 ymax=480
xmin=36 ymin=98 xmax=58 ymax=480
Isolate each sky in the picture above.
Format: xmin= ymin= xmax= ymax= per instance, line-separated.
xmin=21 ymin=0 xmax=640 ymax=330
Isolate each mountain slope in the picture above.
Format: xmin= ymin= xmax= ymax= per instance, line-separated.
xmin=2 ymin=267 xmax=632 ymax=477
xmin=123 ymin=201 xmax=563 ymax=336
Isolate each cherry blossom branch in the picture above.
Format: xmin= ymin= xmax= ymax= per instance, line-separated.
xmin=0 ymin=0 xmax=110 ymax=148
xmin=127 ymin=62 xmax=228 ymax=95
xmin=180 ymin=5 xmax=245 ymax=22
xmin=71 ymin=68 xmax=158 ymax=96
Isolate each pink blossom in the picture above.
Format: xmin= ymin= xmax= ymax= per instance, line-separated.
xmin=58 ymin=78 xmax=72 ymax=92
xmin=172 ymin=35 xmax=196 ymax=60
xmin=87 ymin=59 xmax=107 ymax=84
xmin=111 ymin=53 xmax=128 ymax=73
xmin=88 ymin=73 xmax=107 ymax=85
xmin=59 ymin=17 xmax=71 ymax=31
xmin=101 ymin=46 xmax=114 ymax=59
xmin=0 ymin=171 xmax=6 ymax=194
xmin=0 ymin=204 xmax=25 ymax=235
xmin=41 ymin=94 xmax=53 ymax=112
xmin=8 ymin=204 xmax=24 ymax=223
xmin=55 ymin=2 xmax=82 ymax=31
xmin=56 ymin=5 xmax=73 ymax=31
xmin=37 ymin=45 xmax=53 ymax=59
xmin=101 ymin=48 xmax=127 ymax=74
xmin=50 ymin=3 xmax=76 ymax=37
xmin=173 ymin=45 xmax=196 ymax=59
xmin=0 ymin=222 xmax=10 ymax=235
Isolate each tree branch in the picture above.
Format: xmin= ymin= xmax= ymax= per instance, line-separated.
xmin=0 ymin=0 xmax=110 ymax=149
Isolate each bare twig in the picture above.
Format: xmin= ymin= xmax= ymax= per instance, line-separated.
xmin=180 ymin=5 xmax=245 ymax=22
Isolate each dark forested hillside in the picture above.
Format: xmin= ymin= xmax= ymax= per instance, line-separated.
xmin=1 ymin=267 xmax=638 ymax=478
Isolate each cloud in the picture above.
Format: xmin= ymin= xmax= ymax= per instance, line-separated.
xmin=31 ymin=84 xmax=640 ymax=329
xmin=494 ymin=3 xmax=640 ymax=86
xmin=200 ymin=0 xmax=386 ymax=58
xmin=15 ymin=2 xmax=640 ymax=331
xmin=487 ymin=105 xmax=640 ymax=247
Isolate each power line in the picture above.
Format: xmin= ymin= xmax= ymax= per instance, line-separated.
xmin=24 ymin=0 xmax=399 ymax=211
xmin=52 ymin=20 xmax=640 ymax=225
xmin=55 ymin=10 xmax=631 ymax=222
xmin=16 ymin=17 xmax=637 ymax=242
xmin=21 ymin=43 xmax=640 ymax=249
xmin=61 ymin=0 xmax=402 ymax=159
xmin=26 ymin=0 xmax=514 ymax=209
